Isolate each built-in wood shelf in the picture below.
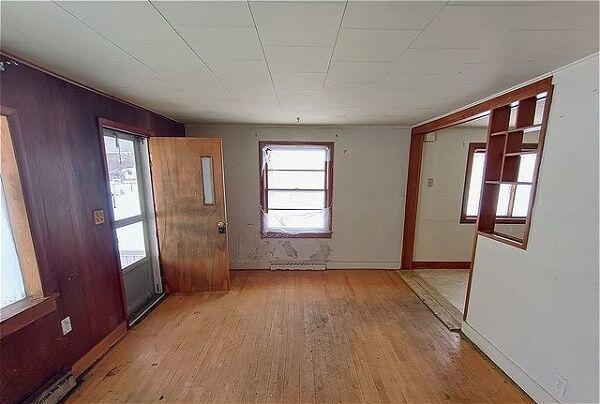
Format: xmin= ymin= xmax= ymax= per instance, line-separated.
xmin=485 ymin=180 xmax=533 ymax=185
xmin=490 ymin=124 xmax=542 ymax=137
xmin=504 ymin=150 xmax=537 ymax=157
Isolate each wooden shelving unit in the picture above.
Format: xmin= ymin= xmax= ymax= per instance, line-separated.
xmin=476 ymin=89 xmax=553 ymax=248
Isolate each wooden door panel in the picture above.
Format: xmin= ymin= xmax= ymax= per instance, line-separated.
xmin=149 ymin=137 xmax=229 ymax=292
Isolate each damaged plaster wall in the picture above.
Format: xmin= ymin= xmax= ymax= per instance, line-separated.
xmin=186 ymin=125 xmax=410 ymax=269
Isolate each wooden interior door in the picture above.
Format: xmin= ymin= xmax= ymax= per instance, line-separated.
xmin=149 ymin=137 xmax=229 ymax=292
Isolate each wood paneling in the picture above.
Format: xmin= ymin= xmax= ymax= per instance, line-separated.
xmin=0 ymin=53 xmax=184 ymax=403
xmin=149 ymin=138 xmax=229 ymax=292
xmin=67 ymin=270 xmax=531 ymax=403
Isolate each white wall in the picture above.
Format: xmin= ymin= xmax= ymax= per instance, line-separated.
xmin=414 ymin=126 xmax=487 ymax=262
xmin=186 ymin=125 xmax=410 ymax=269
xmin=464 ymin=55 xmax=599 ymax=403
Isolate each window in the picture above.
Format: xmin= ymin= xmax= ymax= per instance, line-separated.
xmin=259 ymin=142 xmax=333 ymax=237
xmin=461 ymin=143 xmax=537 ymax=224
xmin=1 ymin=114 xmax=55 ymax=337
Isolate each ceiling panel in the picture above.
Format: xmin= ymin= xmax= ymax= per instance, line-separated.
xmin=265 ymin=46 xmax=332 ymax=72
xmin=182 ymin=27 xmax=264 ymax=61
xmin=333 ymin=29 xmax=421 ymax=62
xmin=272 ymin=72 xmax=326 ymax=91
xmin=343 ymin=1 xmax=445 ymax=29
xmin=328 ymin=62 xmax=390 ymax=82
xmin=0 ymin=1 xmax=597 ymax=126
xmin=250 ymin=1 xmax=345 ymax=46
xmin=152 ymin=1 xmax=254 ymax=28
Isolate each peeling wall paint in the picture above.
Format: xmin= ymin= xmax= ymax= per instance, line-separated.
xmin=187 ymin=125 xmax=411 ymax=269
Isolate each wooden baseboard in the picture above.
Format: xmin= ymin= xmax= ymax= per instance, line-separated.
xmin=72 ymin=322 xmax=127 ymax=376
xmin=411 ymin=261 xmax=471 ymax=269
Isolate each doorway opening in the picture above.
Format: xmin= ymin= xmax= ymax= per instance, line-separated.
xmin=400 ymin=78 xmax=553 ymax=331
xmin=100 ymin=125 xmax=163 ymax=325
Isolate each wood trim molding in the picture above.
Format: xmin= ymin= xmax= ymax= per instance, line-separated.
xmin=0 ymin=296 xmax=57 ymax=339
xmin=412 ymin=261 xmax=471 ymax=270
xmin=72 ymin=322 xmax=127 ymax=376
xmin=400 ymin=133 xmax=424 ymax=269
xmin=412 ymin=78 xmax=553 ymax=135
xmin=1 ymin=114 xmax=44 ymax=297
xmin=98 ymin=117 xmax=156 ymax=138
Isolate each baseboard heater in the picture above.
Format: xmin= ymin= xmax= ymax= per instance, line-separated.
xmin=270 ymin=262 xmax=326 ymax=271
xmin=27 ymin=372 xmax=77 ymax=404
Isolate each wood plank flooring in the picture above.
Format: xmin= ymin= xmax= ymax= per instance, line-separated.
xmin=68 ymin=270 xmax=530 ymax=403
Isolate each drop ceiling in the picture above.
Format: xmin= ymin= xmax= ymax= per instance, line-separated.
xmin=1 ymin=1 xmax=598 ymax=126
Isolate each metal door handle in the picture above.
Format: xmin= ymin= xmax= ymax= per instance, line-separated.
xmin=217 ymin=221 xmax=226 ymax=234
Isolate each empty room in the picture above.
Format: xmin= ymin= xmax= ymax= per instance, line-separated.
xmin=0 ymin=1 xmax=598 ymax=403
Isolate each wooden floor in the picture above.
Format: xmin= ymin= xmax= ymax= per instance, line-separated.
xmin=68 ymin=270 xmax=530 ymax=403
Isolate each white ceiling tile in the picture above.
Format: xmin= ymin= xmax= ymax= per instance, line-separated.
xmin=277 ymin=90 xmax=321 ymax=102
xmin=153 ymin=1 xmax=253 ymax=27
xmin=207 ymin=60 xmax=271 ymax=82
xmin=265 ymin=46 xmax=332 ymax=72
xmin=272 ymin=72 xmax=326 ymax=91
xmin=250 ymin=1 xmax=345 ymax=46
xmin=327 ymin=62 xmax=390 ymax=82
xmin=57 ymin=1 xmax=180 ymax=45
xmin=343 ymin=1 xmax=445 ymax=29
xmin=389 ymin=49 xmax=483 ymax=75
xmin=1 ymin=1 xmax=597 ymax=126
xmin=333 ymin=29 xmax=421 ymax=62
xmin=183 ymin=27 xmax=263 ymax=60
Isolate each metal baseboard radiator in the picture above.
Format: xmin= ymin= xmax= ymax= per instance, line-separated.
xmin=270 ymin=262 xmax=326 ymax=271
xmin=28 ymin=373 xmax=77 ymax=404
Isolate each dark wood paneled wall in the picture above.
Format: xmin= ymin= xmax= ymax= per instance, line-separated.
xmin=0 ymin=54 xmax=184 ymax=403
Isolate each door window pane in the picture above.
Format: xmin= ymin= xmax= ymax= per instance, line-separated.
xmin=201 ymin=157 xmax=215 ymax=205
xmin=103 ymin=135 xmax=142 ymax=220
xmin=116 ymin=221 xmax=147 ymax=268
xmin=0 ymin=178 xmax=26 ymax=308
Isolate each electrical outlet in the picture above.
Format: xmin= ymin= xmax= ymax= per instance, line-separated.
xmin=554 ymin=374 xmax=568 ymax=397
xmin=61 ymin=317 xmax=72 ymax=335
xmin=427 ymin=178 xmax=434 ymax=187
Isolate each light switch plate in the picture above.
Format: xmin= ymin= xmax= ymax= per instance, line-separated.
xmin=93 ymin=209 xmax=105 ymax=225
xmin=61 ymin=317 xmax=72 ymax=335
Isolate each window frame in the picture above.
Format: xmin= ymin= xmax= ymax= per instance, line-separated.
xmin=460 ymin=142 xmax=538 ymax=224
xmin=259 ymin=141 xmax=334 ymax=238
xmin=0 ymin=110 xmax=56 ymax=339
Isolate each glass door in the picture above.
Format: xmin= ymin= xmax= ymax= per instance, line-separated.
xmin=102 ymin=129 xmax=161 ymax=322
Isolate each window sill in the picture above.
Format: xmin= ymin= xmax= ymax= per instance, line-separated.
xmin=262 ymin=231 xmax=332 ymax=239
xmin=0 ymin=295 xmax=58 ymax=339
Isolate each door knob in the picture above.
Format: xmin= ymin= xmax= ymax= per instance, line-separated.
xmin=217 ymin=221 xmax=226 ymax=234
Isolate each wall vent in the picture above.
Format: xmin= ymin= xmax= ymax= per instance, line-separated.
xmin=270 ymin=262 xmax=326 ymax=271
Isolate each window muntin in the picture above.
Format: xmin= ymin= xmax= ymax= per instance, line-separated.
xmin=260 ymin=142 xmax=333 ymax=237
xmin=463 ymin=145 xmax=537 ymax=223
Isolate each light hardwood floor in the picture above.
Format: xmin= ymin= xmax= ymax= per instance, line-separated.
xmin=68 ymin=270 xmax=530 ymax=403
